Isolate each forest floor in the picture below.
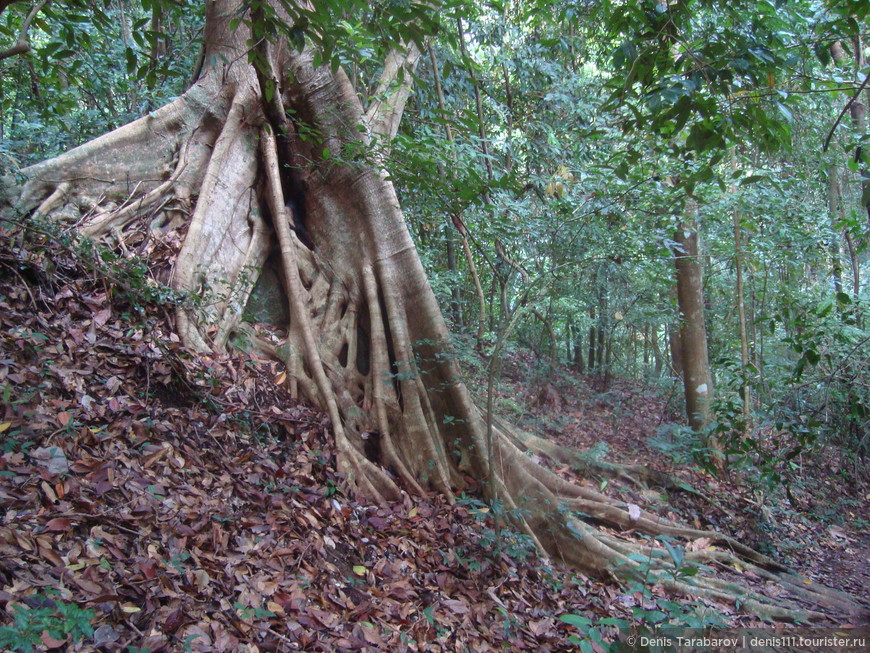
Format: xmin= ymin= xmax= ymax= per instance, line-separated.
xmin=0 ymin=228 xmax=868 ymax=652
xmin=496 ymin=356 xmax=870 ymax=606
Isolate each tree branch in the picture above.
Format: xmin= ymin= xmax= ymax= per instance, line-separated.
xmin=823 ymin=70 xmax=870 ymax=152
xmin=363 ymin=41 xmax=421 ymax=142
xmin=0 ymin=0 xmax=48 ymax=61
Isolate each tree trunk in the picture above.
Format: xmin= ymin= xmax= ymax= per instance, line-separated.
xmin=844 ymin=229 xmax=860 ymax=298
xmin=830 ymin=41 xmax=870 ymax=228
xmin=651 ymin=326 xmax=663 ymax=377
xmin=669 ymin=322 xmax=683 ymax=379
xmin=445 ymin=225 xmax=463 ymax=327
xmin=587 ymin=309 xmax=597 ymax=372
xmin=828 ymin=164 xmax=845 ymax=296
xmin=428 ymin=44 xmax=485 ymax=345
xmin=673 ymin=213 xmax=714 ymax=436
xmin=643 ymin=325 xmax=649 ymax=370
xmin=1 ymin=0 xmax=859 ymax=622
xmin=532 ymin=308 xmax=558 ymax=377
xmin=574 ymin=323 xmax=585 ymax=372
xmin=732 ymin=151 xmax=751 ymax=425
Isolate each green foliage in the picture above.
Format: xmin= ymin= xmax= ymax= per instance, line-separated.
xmin=558 ymin=613 xmax=621 ymax=652
xmin=559 ymin=536 xmax=726 ymax=650
xmin=0 ymin=596 xmax=95 ymax=653
xmin=234 ymin=601 xmax=276 ymax=621
xmin=723 ymin=293 xmax=868 ymax=478
xmin=11 ymin=213 xmax=195 ymax=313
xmin=648 ymin=423 xmax=716 ymax=468
xmin=239 ymin=0 xmax=442 ymax=75
xmin=454 ymin=494 xmax=539 ymax=567
xmin=596 ymin=0 xmax=815 ymax=157
xmin=0 ymin=0 xmax=203 ymax=168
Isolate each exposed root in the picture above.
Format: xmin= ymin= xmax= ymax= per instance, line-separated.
xmin=362 ymin=265 xmax=426 ymax=495
xmin=484 ymin=423 xmax=867 ymax=622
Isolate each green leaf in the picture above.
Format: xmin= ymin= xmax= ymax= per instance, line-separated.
xmin=559 ymin=613 xmax=592 ymax=628
xmin=598 ymin=617 xmax=630 ymax=627
xmin=816 ymin=299 xmax=834 ymax=317
xmin=125 ymin=47 xmax=138 ymax=75
xmin=662 ymin=538 xmax=684 ymax=568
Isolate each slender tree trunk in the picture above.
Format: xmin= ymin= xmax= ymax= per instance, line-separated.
xmin=652 ymin=326 xmax=663 ymax=377
xmin=566 ymin=320 xmax=573 ymax=361
xmin=588 ymin=327 xmax=596 ymax=372
xmin=596 ymin=320 xmax=605 ymax=370
xmin=456 ymin=16 xmax=493 ymax=182
xmin=643 ymin=325 xmax=649 ymax=370
xmin=150 ymin=3 xmax=166 ymax=62
xmin=588 ymin=307 xmax=597 ymax=372
xmin=532 ymin=309 xmax=558 ymax=377
xmin=428 ymin=44 xmax=486 ymax=343
xmin=501 ymin=61 xmax=513 ymax=173
xmin=668 ymin=323 xmax=683 ymax=379
xmin=445 ymin=227 xmax=462 ymax=327
xmin=456 ymin=15 xmax=506 ymax=352
xmin=673 ymin=211 xmax=714 ymax=438
xmin=828 ymin=165 xmax=845 ymax=296
xmin=843 ymin=229 xmax=860 ymax=298
xmin=574 ymin=323 xmax=585 ymax=372
xmin=116 ymin=0 xmax=138 ymax=113
xmin=732 ymin=152 xmax=751 ymax=425
xmin=831 ymin=41 xmax=870 ymax=229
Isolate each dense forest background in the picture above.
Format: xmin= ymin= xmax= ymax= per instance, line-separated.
xmin=0 ymin=0 xmax=868 ymax=650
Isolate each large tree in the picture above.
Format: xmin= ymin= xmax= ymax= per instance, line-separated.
xmin=1 ymin=0 xmax=862 ymax=622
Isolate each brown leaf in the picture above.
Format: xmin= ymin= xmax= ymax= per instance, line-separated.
xmin=138 ymin=560 xmax=158 ymax=579
xmin=687 ymin=537 xmax=712 ymax=552
xmin=44 ymin=518 xmax=72 ymax=532
xmin=40 ymin=631 xmax=67 ymax=649
xmin=93 ymin=308 xmax=112 ymax=326
xmin=362 ymin=625 xmax=383 ymax=645
xmin=41 ymin=481 xmax=58 ymax=503
xmin=443 ymin=598 xmax=470 ymax=614
xmin=72 ymin=576 xmax=104 ymax=595
xmin=528 ymin=619 xmax=552 ymax=636
xmin=163 ymin=608 xmax=186 ymax=634
xmin=38 ymin=544 xmax=62 ymax=566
